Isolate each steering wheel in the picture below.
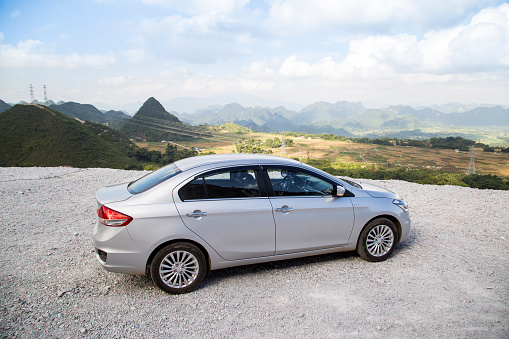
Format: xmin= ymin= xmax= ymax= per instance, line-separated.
xmin=280 ymin=174 xmax=304 ymax=193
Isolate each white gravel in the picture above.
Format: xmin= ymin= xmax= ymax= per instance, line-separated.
xmin=0 ymin=167 xmax=508 ymax=338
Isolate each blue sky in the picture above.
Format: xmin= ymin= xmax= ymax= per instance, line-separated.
xmin=1 ymin=0 xmax=508 ymax=112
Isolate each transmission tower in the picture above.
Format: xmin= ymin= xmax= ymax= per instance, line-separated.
xmin=30 ymin=84 xmax=34 ymax=103
xmin=43 ymin=85 xmax=48 ymax=106
xmin=468 ymin=146 xmax=476 ymax=174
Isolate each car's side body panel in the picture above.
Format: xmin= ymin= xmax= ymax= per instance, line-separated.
xmin=270 ymin=195 xmax=355 ymax=254
xmin=348 ymin=195 xmax=411 ymax=244
xmin=93 ymin=154 xmax=411 ymax=279
xmin=175 ymin=197 xmax=276 ymax=260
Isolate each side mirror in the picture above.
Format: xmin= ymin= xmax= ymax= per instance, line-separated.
xmin=335 ymin=186 xmax=346 ymax=197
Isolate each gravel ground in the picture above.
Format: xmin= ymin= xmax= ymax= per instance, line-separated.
xmin=0 ymin=167 xmax=508 ymax=338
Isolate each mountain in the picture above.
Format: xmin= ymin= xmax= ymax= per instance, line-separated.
xmin=292 ymin=101 xmax=366 ymax=124
xmin=162 ymin=94 xmax=305 ymax=113
xmin=386 ymin=105 xmax=443 ymax=123
xmin=49 ymin=102 xmax=130 ymax=127
xmin=387 ymin=105 xmax=509 ymax=126
xmin=0 ymin=99 xmax=11 ymax=113
xmin=175 ymin=102 xmax=371 ymax=136
xmin=441 ymin=106 xmax=509 ymax=126
xmin=427 ymin=103 xmax=491 ymax=113
xmin=120 ymin=97 xmax=206 ymax=142
xmin=179 ymin=103 xmax=297 ymax=133
xmin=0 ymin=104 xmax=136 ymax=168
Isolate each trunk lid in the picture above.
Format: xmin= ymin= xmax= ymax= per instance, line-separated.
xmin=96 ymin=182 xmax=132 ymax=204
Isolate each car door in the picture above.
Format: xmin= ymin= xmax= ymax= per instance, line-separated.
xmin=174 ymin=166 xmax=276 ymax=261
xmin=264 ymin=167 xmax=355 ymax=255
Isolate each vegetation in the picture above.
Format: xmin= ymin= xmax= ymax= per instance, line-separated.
xmin=0 ymin=104 xmax=138 ymax=168
xmin=233 ymin=139 xmax=272 ymax=154
xmin=127 ymin=144 xmax=197 ymax=170
xmin=232 ymin=137 xmax=294 ymax=154
xmin=461 ymin=174 xmax=509 ymax=190
xmin=49 ymin=101 xmax=130 ymax=126
xmin=286 ymin=132 xmax=509 ymax=152
xmin=1 ymin=104 xmax=507 ymax=190
xmin=304 ymin=160 xmax=509 ymax=190
xmin=215 ymin=123 xmax=251 ymax=134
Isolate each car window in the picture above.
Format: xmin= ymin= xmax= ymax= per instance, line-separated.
xmin=128 ymin=163 xmax=181 ymax=194
xmin=179 ymin=177 xmax=206 ymax=200
xmin=179 ymin=169 xmax=260 ymax=200
xmin=267 ymin=169 xmax=334 ymax=196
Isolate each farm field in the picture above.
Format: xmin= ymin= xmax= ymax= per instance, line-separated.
xmin=136 ymin=131 xmax=509 ymax=178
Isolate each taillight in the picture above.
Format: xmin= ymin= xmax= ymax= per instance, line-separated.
xmin=97 ymin=205 xmax=132 ymax=227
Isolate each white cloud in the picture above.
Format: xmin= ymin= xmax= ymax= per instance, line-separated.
xmin=136 ymin=10 xmax=255 ymax=63
xmin=266 ymin=0 xmax=504 ymax=35
xmin=0 ymin=40 xmax=116 ymax=68
xmin=138 ymin=0 xmax=249 ymax=14
xmin=97 ymin=76 xmax=127 ymax=85
xmin=121 ymin=49 xmax=147 ymax=64
xmin=244 ymin=61 xmax=275 ymax=79
xmin=10 ymin=10 xmax=20 ymax=18
xmin=0 ymin=32 xmax=4 ymax=42
xmin=279 ymin=55 xmax=313 ymax=78
xmin=278 ymin=3 xmax=509 ymax=81
xmin=449 ymin=4 xmax=509 ymax=70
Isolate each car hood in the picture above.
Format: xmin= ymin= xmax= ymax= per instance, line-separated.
xmin=96 ymin=182 xmax=132 ymax=204
xmin=360 ymin=182 xmax=400 ymax=199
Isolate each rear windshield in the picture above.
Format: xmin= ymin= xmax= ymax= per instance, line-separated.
xmin=128 ymin=163 xmax=182 ymax=194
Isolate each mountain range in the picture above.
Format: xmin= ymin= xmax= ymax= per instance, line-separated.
xmin=174 ymin=101 xmax=509 ymax=136
xmin=1 ymin=98 xmax=508 ymax=140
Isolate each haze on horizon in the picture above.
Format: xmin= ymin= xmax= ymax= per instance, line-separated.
xmin=1 ymin=0 xmax=508 ymax=112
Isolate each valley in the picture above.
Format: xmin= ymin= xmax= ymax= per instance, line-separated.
xmin=137 ymin=129 xmax=509 ymax=178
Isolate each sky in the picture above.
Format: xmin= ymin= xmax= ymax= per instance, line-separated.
xmin=1 ymin=0 xmax=509 ymax=113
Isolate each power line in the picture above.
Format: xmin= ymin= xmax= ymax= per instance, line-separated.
xmin=130 ymin=118 xmax=242 ymax=144
xmin=132 ymin=115 xmax=245 ymax=143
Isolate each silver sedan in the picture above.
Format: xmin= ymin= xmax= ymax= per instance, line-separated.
xmin=93 ymin=154 xmax=411 ymax=294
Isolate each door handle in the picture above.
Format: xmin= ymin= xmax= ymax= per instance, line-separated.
xmin=186 ymin=210 xmax=207 ymax=219
xmin=275 ymin=205 xmax=294 ymax=213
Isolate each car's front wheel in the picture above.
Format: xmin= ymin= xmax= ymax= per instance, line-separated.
xmin=357 ymin=218 xmax=398 ymax=262
xmin=150 ymin=242 xmax=206 ymax=294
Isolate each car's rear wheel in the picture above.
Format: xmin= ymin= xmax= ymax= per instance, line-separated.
xmin=357 ymin=218 xmax=398 ymax=262
xmin=150 ymin=242 xmax=206 ymax=294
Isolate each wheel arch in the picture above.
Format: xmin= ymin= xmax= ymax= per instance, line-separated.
xmin=145 ymin=239 xmax=211 ymax=276
xmin=361 ymin=214 xmax=402 ymax=243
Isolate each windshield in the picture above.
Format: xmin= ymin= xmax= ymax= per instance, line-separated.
xmin=128 ymin=163 xmax=182 ymax=194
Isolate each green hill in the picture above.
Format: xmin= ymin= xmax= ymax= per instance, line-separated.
xmin=120 ymin=97 xmax=207 ymax=142
xmin=0 ymin=104 xmax=137 ymax=168
xmin=0 ymin=99 xmax=11 ymax=113
xmin=49 ymin=101 xmax=131 ymax=128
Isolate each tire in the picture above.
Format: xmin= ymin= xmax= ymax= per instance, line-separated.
xmin=150 ymin=242 xmax=207 ymax=294
xmin=357 ymin=218 xmax=398 ymax=262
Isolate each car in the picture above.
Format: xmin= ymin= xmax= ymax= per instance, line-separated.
xmin=93 ymin=154 xmax=411 ymax=294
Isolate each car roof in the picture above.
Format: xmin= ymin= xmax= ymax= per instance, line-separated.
xmin=174 ymin=154 xmax=302 ymax=172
